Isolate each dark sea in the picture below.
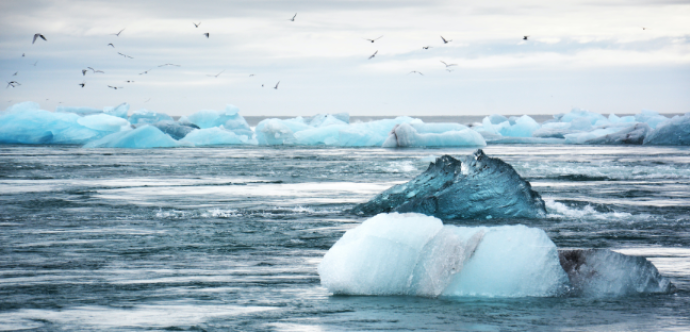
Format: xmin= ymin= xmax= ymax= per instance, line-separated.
xmin=1 ymin=144 xmax=689 ymax=331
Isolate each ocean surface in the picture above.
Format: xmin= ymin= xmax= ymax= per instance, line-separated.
xmin=1 ymin=144 xmax=689 ymax=331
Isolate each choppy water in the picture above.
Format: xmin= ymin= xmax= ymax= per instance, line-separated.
xmin=1 ymin=145 xmax=689 ymax=331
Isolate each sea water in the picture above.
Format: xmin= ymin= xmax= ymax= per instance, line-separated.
xmin=1 ymin=145 xmax=689 ymax=331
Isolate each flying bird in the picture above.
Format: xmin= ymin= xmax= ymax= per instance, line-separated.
xmin=290 ymin=13 xmax=297 ymax=21
xmin=207 ymin=70 xmax=225 ymax=78
xmin=78 ymin=81 xmax=85 ymax=88
xmin=274 ymin=81 xmax=280 ymax=89
xmin=193 ymin=22 xmax=201 ymax=28
xmin=112 ymin=29 xmax=125 ymax=37
xmin=440 ymin=35 xmax=452 ymax=44
xmin=158 ymin=63 xmax=181 ymax=67
xmin=408 ymin=71 xmax=424 ymax=76
xmin=203 ymin=33 xmax=210 ymax=38
xmin=108 ymin=43 xmax=115 ymax=48
xmin=82 ymin=69 xmax=88 ymax=76
xmin=368 ymin=50 xmax=378 ymax=59
xmin=261 ymin=84 xmax=264 ymax=87
xmin=124 ymin=80 xmax=135 ymax=83
xmin=12 ymin=72 xmax=18 ymax=76
xmin=32 ymin=61 xmax=38 ymax=66
xmin=139 ymin=68 xmax=153 ymax=75
xmin=249 ymin=74 xmax=255 ymax=77
xmin=364 ymin=36 xmax=383 ymax=43
xmin=107 ymin=85 xmax=123 ymax=90
xmin=87 ymin=67 xmax=104 ymax=74
xmin=118 ymin=52 xmax=133 ymax=59
xmin=6 ymin=81 xmax=21 ymax=88
xmin=144 ymin=98 xmax=151 ymax=103
xmin=422 ymin=46 xmax=432 ymax=50
xmin=440 ymin=60 xmax=457 ymax=67
xmin=32 ymin=34 xmax=47 ymax=44
xmin=22 ymin=53 xmax=25 ymax=57
xmin=446 ymin=68 xmax=454 ymax=73
xmin=523 ymin=36 xmax=529 ymax=40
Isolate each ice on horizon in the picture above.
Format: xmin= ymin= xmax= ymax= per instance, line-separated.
xmin=1 ymin=101 xmax=689 ymax=148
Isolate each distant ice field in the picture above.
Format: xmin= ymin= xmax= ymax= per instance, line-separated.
xmin=1 ymin=145 xmax=689 ymax=331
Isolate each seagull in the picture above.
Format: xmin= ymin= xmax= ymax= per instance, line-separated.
xmin=274 ymin=81 xmax=280 ymax=89
xmin=144 ymin=98 xmax=151 ymax=103
xmin=446 ymin=68 xmax=454 ymax=73
xmin=261 ymin=84 xmax=264 ymax=87
xmin=124 ymin=80 xmax=135 ymax=83
xmin=408 ymin=71 xmax=424 ymax=76
xmin=32 ymin=61 xmax=38 ymax=66
xmin=193 ymin=22 xmax=201 ymax=28
xmin=290 ymin=13 xmax=297 ymax=21
xmin=207 ymin=70 xmax=225 ymax=78
xmin=203 ymin=33 xmax=210 ymax=38
xmin=642 ymin=27 xmax=646 ymax=30
xmin=249 ymin=74 xmax=255 ymax=77
xmin=368 ymin=50 xmax=378 ymax=59
xmin=12 ymin=72 xmax=18 ymax=76
xmin=158 ymin=63 xmax=180 ymax=67
xmin=117 ymin=52 xmax=133 ymax=59
xmin=364 ymin=36 xmax=383 ymax=43
xmin=139 ymin=68 xmax=153 ymax=75
xmin=6 ymin=81 xmax=21 ymax=88
xmin=22 ymin=53 xmax=25 ymax=57
xmin=440 ymin=60 xmax=457 ymax=67
xmin=523 ymin=36 xmax=529 ymax=40
xmin=87 ymin=67 xmax=104 ymax=74
xmin=82 ymin=69 xmax=88 ymax=76
xmin=32 ymin=34 xmax=47 ymax=44
xmin=440 ymin=35 xmax=452 ymax=44
xmin=112 ymin=29 xmax=125 ymax=37
xmin=78 ymin=81 xmax=85 ymax=88
xmin=108 ymin=43 xmax=115 ymax=48
xmin=422 ymin=46 xmax=432 ymax=50
xmin=107 ymin=85 xmax=123 ymax=90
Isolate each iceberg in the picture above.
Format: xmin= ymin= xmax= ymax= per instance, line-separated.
xmin=352 ymin=150 xmax=545 ymax=219
xmin=559 ymin=249 xmax=673 ymax=297
xmin=56 ymin=105 xmax=103 ymax=116
xmin=0 ymin=102 xmax=120 ymax=145
xmin=318 ymin=213 xmax=567 ymax=297
xmin=319 ymin=213 xmax=673 ymax=298
xmin=382 ymin=123 xmax=486 ymax=148
xmin=180 ymin=127 xmax=256 ymax=146
xmin=77 ymin=114 xmax=131 ymax=133
xmin=84 ymin=125 xmax=184 ymax=149
xmin=643 ymin=113 xmax=690 ymax=145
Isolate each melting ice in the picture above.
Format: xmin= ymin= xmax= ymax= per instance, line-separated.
xmin=1 ymin=101 xmax=689 ymax=148
xmin=318 ymin=213 xmax=673 ymax=298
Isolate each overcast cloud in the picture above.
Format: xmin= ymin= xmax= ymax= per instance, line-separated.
xmin=1 ymin=0 xmax=688 ymax=116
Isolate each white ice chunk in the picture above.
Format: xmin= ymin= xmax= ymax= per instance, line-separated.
xmin=383 ymin=123 xmax=486 ymax=148
xmin=318 ymin=213 xmax=567 ymax=298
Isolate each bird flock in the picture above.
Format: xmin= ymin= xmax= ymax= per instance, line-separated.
xmin=8 ymin=15 xmax=643 ymax=97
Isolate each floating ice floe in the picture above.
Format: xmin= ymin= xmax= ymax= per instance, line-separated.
xmin=352 ymin=150 xmax=545 ymax=219
xmin=643 ymin=113 xmax=690 ymax=145
xmin=319 ymin=213 xmax=673 ymax=298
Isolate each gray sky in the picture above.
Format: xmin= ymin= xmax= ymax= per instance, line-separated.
xmin=1 ymin=0 xmax=689 ymax=116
